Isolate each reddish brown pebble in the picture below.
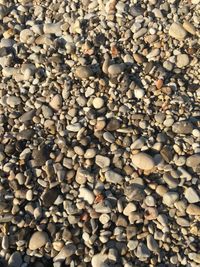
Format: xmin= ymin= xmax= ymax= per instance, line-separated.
xmin=155 ymin=79 xmax=164 ymax=89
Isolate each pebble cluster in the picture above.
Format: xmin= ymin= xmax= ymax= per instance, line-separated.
xmin=0 ymin=0 xmax=199 ymax=266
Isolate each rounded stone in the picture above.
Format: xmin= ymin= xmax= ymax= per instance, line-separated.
xmin=176 ymin=54 xmax=190 ymax=68
xmin=134 ymin=88 xmax=145 ymax=99
xmin=93 ymin=97 xmax=104 ymax=109
xmin=75 ymin=65 xmax=94 ymax=79
xmin=49 ymin=94 xmax=62 ymax=111
xmin=131 ymin=152 xmax=155 ymax=170
xmin=29 ymin=231 xmax=49 ymax=250
xmin=169 ymin=23 xmax=187 ymax=40
xmin=186 ymin=154 xmax=200 ymax=168
xmin=108 ymin=63 xmax=125 ymax=76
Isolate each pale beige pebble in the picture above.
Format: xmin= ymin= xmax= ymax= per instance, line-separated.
xmin=29 ymin=231 xmax=49 ymax=250
xmin=176 ymin=54 xmax=190 ymax=68
xmin=49 ymin=94 xmax=62 ymax=111
xmin=183 ymin=21 xmax=196 ymax=35
xmin=6 ymin=96 xmax=21 ymax=107
xmin=186 ymin=204 xmax=200 ymax=215
xmin=19 ymin=29 xmax=34 ymax=43
xmin=52 ymin=240 xmax=64 ymax=251
xmin=91 ymin=253 xmax=108 ymax=267
xmin=53 ymin=243 xmax=76 ymax=262
xmin=95 ymin=155 xmax=110 ymax=168
xmin=84 ymin=148 xmax=96 ymax=159
xmin=184 ymin=187 xmax=200 ymax=203
xmin=162 ymin=192 xmax=179 ymax=207
xmin=188 ymin=253 xmax=200 ymax=264
xmin=186 ymin=154 xmax=200 ymax=168
xmin=131 ymin=152 xmax=155 ymax=170
xmin=43 ymin=22 xmax=62 ymax=35
xmin=79 ymin=187 xmax=95 ymax=204
xmin=169 ymin=22 xmax=187 ymax=40
xmin=93 ymin=97 xmax=104 ymax=109
xmin=123 ymin=203 xmax=137 ymax=216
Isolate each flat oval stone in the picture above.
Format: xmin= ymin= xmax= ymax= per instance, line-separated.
xmin=108 ymin=63 xmax=125 ymax=76
xmin=75 ymin=65 xmax=94 ymax=79
xmin=172 ymin=121 xmax=193 ymax=134
xmin=131 ymin=152 xmax=155 ymax=170
xmin=186 ymin=154 xmax=200 ymax=168
xmin=29 ymin=231 xmax=49 ymax=250
xmin=105 ymin=170 xmax=123 ymax=184
xmin=186 ymin=204 xmax=200 ymax=215
xmin=169 ymin=22 xmax=187 ymax=40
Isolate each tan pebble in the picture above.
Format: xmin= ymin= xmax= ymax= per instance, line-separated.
xmin=183 ymin=21 xmax=196 ymax=35
xmin=49 ymin=94 xmax=62 ymax=111
xmin=156 ymin=185 xmax=168 ymax=196
xmin=155 ymin=79 xmax=163 ymax=89
xmin=186 ymin=204 xmax=200 ymax=215
xmin=131 ymin=152 xmax=155 ymax=170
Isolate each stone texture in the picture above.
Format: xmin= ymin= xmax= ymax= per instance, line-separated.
xmin=29 ymin=231 xmax=49 ymax=250
xmin=131 ymin=152 xmax=155 ymax=170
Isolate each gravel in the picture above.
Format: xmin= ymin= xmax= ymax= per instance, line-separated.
xmin=0 ymin=0 xmax=199 ymax=266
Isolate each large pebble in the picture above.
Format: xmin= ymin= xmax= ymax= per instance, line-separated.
xmin=131 ymin=152 xmax=155 ymax=170
xmin=49 ymin=94 xmax=62 ymax=111
xmin=43 ymin=23 xmax=62 ymax=35
xmin=105 ymin=170 xmax=123 ymax=184
xmin=186 ymin=154 xmax=200 ymax=168
xmin=29 ymin=231 xmax=49 ymax=250
xmin=95 ymin=155 xmax=110 ymax=168
xmin=91 ymin=253 xmax=108 ymax=267
xmin=6 ymin=96 xmax=21 ymax=107
xmin=79 ymin=187 xmax=95 ymax=205
xmin=53 ymin=243 xmax=76 ymax=262
xmin=184 ymin=187 xmax=200 ymax=203
xmin=186 ymin=204 xmax=200 ymax=215
xmin=176 ymin=54 xmax=190 ymax=68
xmin=169 ymin=22 xmax=187 ymax=40
xmin=162 ymin=192 xmax=179 ymax=207
xmin=172 ymin=121 xmax=193 ymax=134
xmin=93 ymin=97 xmax=104 ymax=109
xmin=75 ymin=65 xmax=94 ymax=79
xmin=8 ymin=252 xmax=22 ymax=267
xmin=183 ymin=21 xmax=196 ymax=35
xmin=108 ymin=63 xmax=125 ymax=76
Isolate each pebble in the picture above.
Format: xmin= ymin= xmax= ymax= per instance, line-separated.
xmin=184 ymin=187 xmax=200 ymax=203
xmin=8 ymin=252 xmax=22 ymax=267
xmin=108 ymin=63 xmax=125 ymax=76
xmin=162 ymin=192 xmax=179 ymax=207
xmin=186 ymin=204 xmax=200 ymax=215
xmin=172 ymin=121 xmax=193 ymax=134
xmin=146 ymin=235 xmax=159 ymax=252
xmin=79 ymin=187 xmax=95 ymax=205
xmin=49 ymin=94 xmax=62 ymax=111
xmin=134 ymin=88 xmax=145 ymax=99
xmin=95 ymin=155 xmax=110 ymax=168
xmin=91 ymin=253 xmax=108 ymax=267
xmin=6 ymin=96 xmax=21 ymax=107
xmin=105 ymin=170 xmax=123 ymax=184
xmin=53 ymin=243 xmax=76 ymax=262
xmin=131 ymin=152 xmax=155 ymax=170
xmin=75 ymin=65 xmax=94 ymax=79
xmin=186 ymin=154 xmax=200 ymax=168
xmin=176 ymin=54 xmax=190 ymax=68
xmin=183 ymin=21 xmax=196 ymax=35
xmin=169 ymin=22 xmax=187 ymax=40
xmin=29 ymin=231 xmax=49 ymax=250
xmin=93 ymin=97 xmax=104 ymax=109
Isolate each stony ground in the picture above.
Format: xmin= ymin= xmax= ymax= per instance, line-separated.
xmin=0 ymin=0 xmax=200 ymax=266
